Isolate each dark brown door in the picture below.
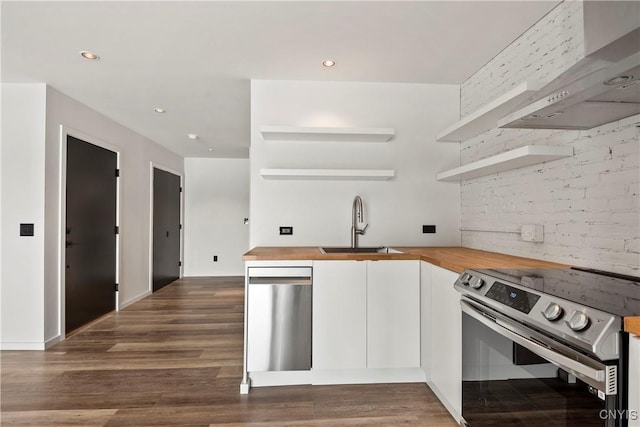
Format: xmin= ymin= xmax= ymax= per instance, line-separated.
xmin=152 ymin=168 xmax=181 ymax=291
xmin=65 ymin=136 xmax=117 ymax=334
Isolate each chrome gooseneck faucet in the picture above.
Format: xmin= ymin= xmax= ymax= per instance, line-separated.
xmin=351 ymin=195 xmax=369 ymax=248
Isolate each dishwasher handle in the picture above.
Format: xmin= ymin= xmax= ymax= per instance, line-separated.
xmin=248 ymin=267 xmax=312 ymax=286
xmin=249 ymin=276 xmax=312 ymax=285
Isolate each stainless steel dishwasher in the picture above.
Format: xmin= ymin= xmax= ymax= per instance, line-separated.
xmin=247 ymin=267 xmax=312 ymax=371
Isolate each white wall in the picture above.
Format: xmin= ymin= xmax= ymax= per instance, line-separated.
xmin=1 ymin=84 xmax=47 ymax=349
xmin=183 ymin=158 xmax=249 ymax=276
xmin=250 ymin=80 xmax=461 ymax=247
xmin=458 ymin=2 xmax=640 ymax=276
xmin=1 ymin=84 xmax=184 ymax=349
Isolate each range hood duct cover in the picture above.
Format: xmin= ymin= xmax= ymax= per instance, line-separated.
xmin=498 ymin=1 xmax=640 ymax=130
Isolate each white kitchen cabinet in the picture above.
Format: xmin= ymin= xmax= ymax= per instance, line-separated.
xmin=312 ymin=259 xmax=420 ymax=371
xmin=420 ymin=261 xmax=433 ymax=378
xmin=629 ymin=334 xmax=640 ymax=427
xmin=367 ymin=260 xmax=420 ymax=368
xmin=312 ymin=260 xmax=367 ymax=370
xmin=428 ymin=264 xmax=462 ymax=422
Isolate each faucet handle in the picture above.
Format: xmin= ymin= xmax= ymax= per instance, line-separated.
xmin=360 ymin=224 xmax=369 ymax=234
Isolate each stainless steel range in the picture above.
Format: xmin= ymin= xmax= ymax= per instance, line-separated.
xmin=455 ymin=267 xmax=640 ymax=427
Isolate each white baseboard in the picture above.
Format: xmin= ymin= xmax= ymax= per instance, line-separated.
xmin=246 ymin=367 xmax=425 ymax=389
xmin=45 ymin=335 xmax=63 ymax=349
xmin=313 ymin=367 xmax=425 ymax=385
xmin=426 ymin=379 xmax=461 ymax=423
xmin=249 ymin=370 xmax=313 ymax=387
xmin=0 ymin=342 xmax=46 ymax=350
xmin=119 ymin=290 xmax=152 ymax=310
xmin=1 ymin=334 xmax=64 ymax=350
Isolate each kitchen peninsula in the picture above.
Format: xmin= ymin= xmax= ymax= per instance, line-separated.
xmin=240 ymin=246 xmax=569 ymax=417
xmin=241 ymin=246 xmax=640 ymax=424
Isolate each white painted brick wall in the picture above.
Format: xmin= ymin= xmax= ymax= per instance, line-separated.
xmin=459 ymin=2 xmax=640 ymax=275
xmin=461 ymin=1 xmax=584 ymax=116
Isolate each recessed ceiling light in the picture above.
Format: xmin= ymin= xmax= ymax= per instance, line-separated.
xmin=322 ymin=59 xmax=336 ymax=67
xmin=604 ymin=75 xmax=633 ymax=86
xmin=153 ymin=107 xmax=166 ymax=113
xmin=208 ymin=148 xmax=214 ymax=152
xmin=80 ymin=51 xmax=100 ymax=60
xmin=187 ymin=133 xmax=198 ymax=140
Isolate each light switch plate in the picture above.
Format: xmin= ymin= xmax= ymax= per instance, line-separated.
xmin=20 ymin=223 xmax=34 ymax=236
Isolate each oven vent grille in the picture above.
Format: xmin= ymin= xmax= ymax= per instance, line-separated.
xmin=606 ymin=365 xmax=618 ymax=395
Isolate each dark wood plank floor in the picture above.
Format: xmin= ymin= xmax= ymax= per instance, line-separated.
xmin=1 ymin=277 xmax=457 ymax=426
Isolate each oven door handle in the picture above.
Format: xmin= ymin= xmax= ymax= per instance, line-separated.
xmin=460 ymin=299 xmax=615 ymax=394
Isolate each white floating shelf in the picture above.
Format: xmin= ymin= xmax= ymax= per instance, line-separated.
xmin=261 ymin=168 xmax=395 ymax=181
xmin=260 ymin=126 xmax=394 ymax=143
xmin=436 ymin=145 xmax=574 ymax=182
xmin=436 ymin=81 xmax=546 ymax=142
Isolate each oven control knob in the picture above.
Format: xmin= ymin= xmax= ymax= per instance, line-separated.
xmin=542 ymin=303 xmax=564 ymax=321
xmin=469 ymin=276 xmax=484 ymax=290
xmin=566 ymin=311 xmax=590 ymax=332
xmin=459 ymin=273 xmax=472 ymax=286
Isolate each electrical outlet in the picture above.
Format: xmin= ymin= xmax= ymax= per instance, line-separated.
xmin=213 ymin=255 xmax=218 ymax=262
xmin=521 ymin=224 xmax=544 ymax=242
xmin=279 ymin=226 xmax=293 ymax=235
xmin=422 ymin=225 xmax=436 ymax=234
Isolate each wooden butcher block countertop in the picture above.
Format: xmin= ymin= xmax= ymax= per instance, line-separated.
xmin=392 ymin=246 xmax=568 ymax=273
xmin=242 ymin=246 xmax=568 ymax=272
xmin=243 ymin=246 xmax=640 ymax=335
xmin=626 ymin=318 xmax=640 ymax=337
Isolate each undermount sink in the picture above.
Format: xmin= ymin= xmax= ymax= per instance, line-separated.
xmin=319 ymin=246 xmax=403 ymax=254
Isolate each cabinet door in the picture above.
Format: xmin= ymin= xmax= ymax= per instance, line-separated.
xmin=312 ymin=260 xmax=367 ymax=370
xmin=367 ymin=260 xmax=420 ymax=368
xmin=420 ymin=261 xmax=432 ymax=377
xmin=430 ymin=265 xmax=461 ymax=420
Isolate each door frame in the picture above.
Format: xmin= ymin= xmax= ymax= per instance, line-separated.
xmin=58 ymin=125 xmax=121 ymax=339
xmin=148 ymin=162 xmax=184 ymax=293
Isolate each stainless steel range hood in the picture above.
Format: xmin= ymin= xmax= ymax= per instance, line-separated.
xmin=498 ymin=1 xmax=640 ymax=130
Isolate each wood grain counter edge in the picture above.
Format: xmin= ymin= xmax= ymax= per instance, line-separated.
xmin=625 ymin=317 xmax=640 ymax=336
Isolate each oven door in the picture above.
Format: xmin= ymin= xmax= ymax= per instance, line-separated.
xmin=461 ymin=297 xmax=621 ymax=427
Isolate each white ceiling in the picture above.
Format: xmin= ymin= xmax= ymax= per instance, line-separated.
xmin=2 ymin=1 xmax=561 ymax=158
